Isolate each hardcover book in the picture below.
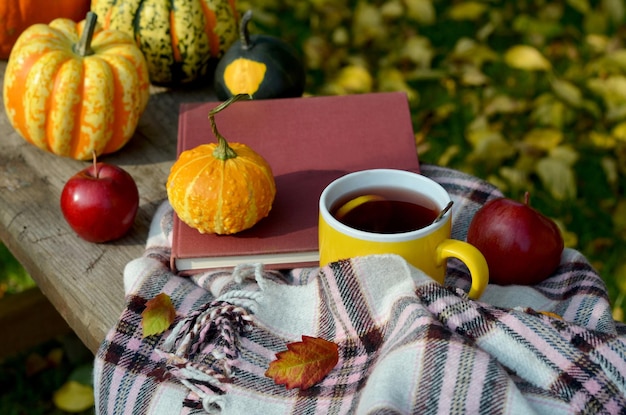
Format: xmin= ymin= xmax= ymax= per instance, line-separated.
xmin=171 ymin=92 xmax=420 ymax=273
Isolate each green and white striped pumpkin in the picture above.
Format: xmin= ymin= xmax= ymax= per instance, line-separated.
xmin=91 ymin=0 xmax=239 ymax=85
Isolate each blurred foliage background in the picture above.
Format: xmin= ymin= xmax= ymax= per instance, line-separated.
xmin=236 ymin=0 xmax=626 ymax=319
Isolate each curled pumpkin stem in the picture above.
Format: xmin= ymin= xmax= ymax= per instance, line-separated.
xmin=239 ymin=10 xmax=253 ymax=50
xmin=210 ymin=94 xmax=253 ymax=160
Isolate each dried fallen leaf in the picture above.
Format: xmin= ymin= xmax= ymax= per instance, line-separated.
xmin=141 ymin=293 xmax=176 ymax=338
xmin=266 ymin=336 xmax=339 ymax=390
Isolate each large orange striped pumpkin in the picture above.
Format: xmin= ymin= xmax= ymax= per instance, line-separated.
xmin=3 ymin=12 xmax=149 ymax=160
xmin=91 ymin=0 xmax=239 ymax=85
xmin=0 ymin=0 xmax=92 ymax=59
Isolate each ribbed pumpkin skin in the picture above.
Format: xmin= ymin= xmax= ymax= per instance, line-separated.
xmin=167 ymin=143 xmax=276 ymax=235
xmin=3 ymin=17 xmax=150 ymax=160
xmin=91 ymin=0 xmax=239 ymax=85
xmin=0 ymin=0 xmax=92 ymax=59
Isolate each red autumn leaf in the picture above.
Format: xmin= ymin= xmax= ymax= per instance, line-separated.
xmin=265 ymin=335 xmax=339 ymax=390
xmin=141 ymin=293 xmax=176 ymax=337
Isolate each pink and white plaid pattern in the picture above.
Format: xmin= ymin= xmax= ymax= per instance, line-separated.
xmin=94 ymin=165 xmax=626 ymax=414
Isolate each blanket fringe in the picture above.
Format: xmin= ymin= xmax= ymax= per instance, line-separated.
xmin=157 ymin=264 xmax=266 ymax=413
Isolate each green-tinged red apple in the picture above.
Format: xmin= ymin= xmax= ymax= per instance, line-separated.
xmin=466 ymin=192 xmax=563 ymax=285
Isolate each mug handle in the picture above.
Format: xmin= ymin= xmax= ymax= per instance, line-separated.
xmin=436 ymin=239 xmax=489 ymax=299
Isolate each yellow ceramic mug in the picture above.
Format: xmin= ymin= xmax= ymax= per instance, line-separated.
xmin=319 ymin=169 xmax=489 ymax=299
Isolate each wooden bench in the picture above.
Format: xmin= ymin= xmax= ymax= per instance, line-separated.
xmin=0 ymin=60 xmax=215 ymax=353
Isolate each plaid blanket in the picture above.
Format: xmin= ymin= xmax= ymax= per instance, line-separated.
xmin=93 ymin=164 xmax=626 ymax=414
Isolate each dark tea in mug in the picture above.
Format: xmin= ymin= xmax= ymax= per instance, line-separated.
xmin=330 ymin=187 xmax=439 ymax=234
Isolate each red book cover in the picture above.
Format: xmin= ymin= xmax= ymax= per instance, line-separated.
xmin=171 ymin=92 xmax=420 ymax=273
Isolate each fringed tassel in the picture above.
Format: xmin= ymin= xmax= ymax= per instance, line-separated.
xmin=157 ymin=264 xmax=266 ymax=413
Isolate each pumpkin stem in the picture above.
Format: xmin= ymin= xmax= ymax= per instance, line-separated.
xmin=239 ymin=10 xmax=253 ymax=50
xmin=74 ymin=12 xmax=98 ymax=57
xmin=210 ymin=94 xmax=253 ymax=160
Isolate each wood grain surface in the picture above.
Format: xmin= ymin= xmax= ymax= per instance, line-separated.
xmin=0 ymin=60 xmax=217 ymax=353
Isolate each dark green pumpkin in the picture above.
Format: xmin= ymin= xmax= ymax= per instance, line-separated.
xmin=213 ymin=10 xmax=306 ymax=100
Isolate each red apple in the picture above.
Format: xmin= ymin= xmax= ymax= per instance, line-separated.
xmin=61 ymin=158 xmax=139 ymax=243
xmin=466 ymin=192 xmax=564 ymax=285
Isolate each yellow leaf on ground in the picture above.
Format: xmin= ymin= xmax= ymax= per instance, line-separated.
xmin=549 ymin=145 xmax=579 ymax=166
xmin=504 ymin=45 xmax=551 ymax=71
xmin=611 ymin=121 xmax=626 ymax=141
xmin=377 ymin=68 xmax=419 ymax=102
xmin=551 ymin=78 xmax=583 ymax=107
xmin=484 ymin=94 xmax=525 ymax=116
xmin=53 ymin=381 xmax=94 ymax=413
xmin=400 ymin=36 xmax=434 ymax=68
xmin=405 ymin=0 xmax=436 ymax=24
xmin=450 ymin=38 xmax=499 ymax=67
xmin=523 ymin=128 xmax=563 ymax=151
xmin=536 ymin=157 xmax=577 ymax=200
xmin=605 ymin=50 xmax=626 ymax=71
xmin=499 ymin=167 xmax=531 ymax=191
xmin=332 ymin=65 xmax=373 ymax=94
xmin=589 ymin=131 xmax=616 ymax=149
xmin=531 ymin=93 xmax=568 ymax=129
xmin=448 ymin=1 xmax=488 ymax=20
xmin=353 ymin=2 xmax=386 ymax=46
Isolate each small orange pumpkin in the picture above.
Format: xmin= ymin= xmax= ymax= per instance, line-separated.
xmin=3 ymin=12 xmax=150 ymax=160
xmin=0 ymin=0 xmax=92 ymax=59
xmin=167 ymin=94 xmax=276 ymax=235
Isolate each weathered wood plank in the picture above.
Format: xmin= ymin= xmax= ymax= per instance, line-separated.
xmin=0 ymin=60 xmax=216 ymax=353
